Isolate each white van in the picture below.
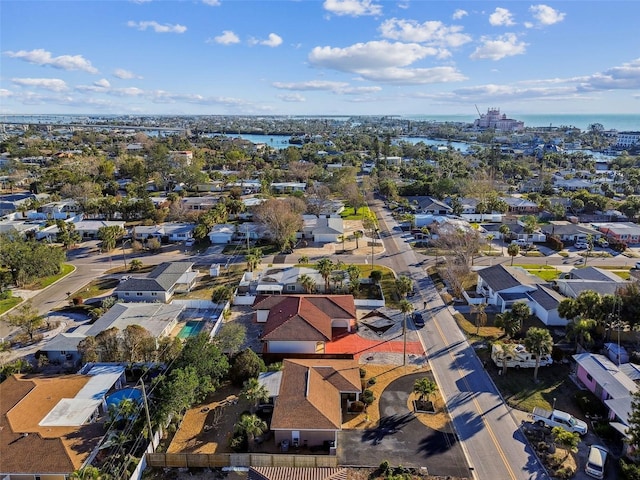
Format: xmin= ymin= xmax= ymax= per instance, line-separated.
xmin=585 ymin=444 xmax=608 ymax=478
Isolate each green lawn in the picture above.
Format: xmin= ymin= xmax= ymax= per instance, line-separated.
xmin=0 ymin=296 xmax=22 ymax=316
xmin=24 ymin=263 xmax=75 ymax=290
xmin=71 ymin=277 xmax=119 ymax=300
xmin=340 ymin=206 xmax=373 ymax=221
xmin=513 ymin=264 xmax=561 ymax=281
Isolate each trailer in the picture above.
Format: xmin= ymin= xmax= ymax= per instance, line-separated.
xmin=491 ymin=343 xmax=553 ymax=369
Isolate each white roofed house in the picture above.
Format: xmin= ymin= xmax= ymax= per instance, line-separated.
xmin=208 ymin=223 xmax=236 ymax=244
xmin=69 ymin=220 xmax=126 ymax=240
xmin=300 ymin=215 xmax=344 ymax=243
xmin=132 ymin=222 xmax=194 ymax=243
xmin=115 ymin=261 xmax=197 ymax=303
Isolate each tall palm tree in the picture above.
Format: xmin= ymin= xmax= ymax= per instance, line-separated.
xmin=338 ymin=234 xmax=346 ymax=252
xmin=495 ymin=311 xmax=521 ymax=339
xmin=486 ymin=234 xmax=495 ymax=253
xmin=234 ymin=413 xmax=267 ymax=452
xmin=507 ymin=243 xmax=520 ymax=265
xmin=471 ymin=302 xmax=487 ymax=335
xmin=493 ymin=342 xmax=518 ymax=376
xmin=499 ymin=224 xmax=511 ymax=255
xmin=566 ymin=318 xmax=597 ymax=349
xmin=353 ymin=230 xmax=363 ymax=249
xmin=346 ymin=264 xmax=360 ymax=293
xmin=395 ymin=275 xmax=413 ymax=299
xmin=524 ymin=327 xmax=554 ymax=382
xmin=298 ymin=254 xmax=310 ymax=265
xmin=399 ymin=299 xmax=414 ymax=366
xmin=315 ymin=258 xmax=334 ymax=293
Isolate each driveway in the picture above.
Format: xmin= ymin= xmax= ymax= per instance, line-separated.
xmin=338 ymin=373 xmax=469 ymax=478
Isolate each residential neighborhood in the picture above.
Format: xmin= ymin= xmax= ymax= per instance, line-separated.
xmin=1 ymin=115 xmax=640 ymax=480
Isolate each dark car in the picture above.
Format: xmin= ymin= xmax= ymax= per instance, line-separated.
xmin=412 ymin=311 xmax=425 ymax=327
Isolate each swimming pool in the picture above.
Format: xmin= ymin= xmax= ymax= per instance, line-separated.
xmin=106 ymin=388 xmax=142 ymax=409
xmin=178 ymin=320 xmax=206 ymax=339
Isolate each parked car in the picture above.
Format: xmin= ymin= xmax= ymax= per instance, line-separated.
xmin=185 ymin=238 xmax=195 ymax=247
xmin=412 ymin=312 xmax=425 ymax=327
xmin=574 ymin=242 xmax=588 ymax=249
xmin=529 ymin=407 xmax=588 ymax=435
xmin=597 ymin=239 xmax=609 ymax=248
xmin=585 ymin=444 xmax=608 ymax=478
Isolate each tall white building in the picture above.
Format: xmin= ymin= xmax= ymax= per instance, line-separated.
xmin=473 ymin=108 xmax=524 ymax=132
xmin=615 ymin=132 xmax=640 ymax=149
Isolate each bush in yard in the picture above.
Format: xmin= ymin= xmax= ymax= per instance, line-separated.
xmin=229 ymin=349 xmax=266 ymax=387
xmin=573 ymin=390 xmax=607 ymax=417
xmin=359 ymin=367 xmax=366 ymax=378
xmin=361 ymin=389 xmax=375 ymax=405
xmin=621 ymin=458 xmax=640 ymax=480
xmin=350 ymin=401 xmax=365 ymax=413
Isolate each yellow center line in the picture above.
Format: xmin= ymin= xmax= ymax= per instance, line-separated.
xmin=429 ymin=309 xmax=518 ymax=480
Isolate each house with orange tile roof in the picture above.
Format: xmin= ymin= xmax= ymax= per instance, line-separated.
xmin=0 ymin=364 xmax=125 ymax=479
xmin=253 ymin=295 xmax=357 ymax=354
xmin=262 ymin=358 xmax=361 ymax=451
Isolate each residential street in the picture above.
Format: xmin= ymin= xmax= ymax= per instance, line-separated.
xmin=370 ymin=198 xmax=550 ymax=480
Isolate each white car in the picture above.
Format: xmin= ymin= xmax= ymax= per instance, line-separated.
xmin=574 ymin=242 xmax=588 ymax=249
xmin=185 ymin=239 xmax=195 ymax=247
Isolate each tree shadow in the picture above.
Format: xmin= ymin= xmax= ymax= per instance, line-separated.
xmin=361 ymin=412 xmax=416 ymax=445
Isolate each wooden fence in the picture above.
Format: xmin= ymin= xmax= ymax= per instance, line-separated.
xmin=146 ymin=452 xmax=338 ymax=469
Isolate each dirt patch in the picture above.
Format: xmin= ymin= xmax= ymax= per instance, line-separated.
xmin=343 ymin=364 xmax=452 ymax=433
xmin=167 ymin=383 xmax=246 ymax=454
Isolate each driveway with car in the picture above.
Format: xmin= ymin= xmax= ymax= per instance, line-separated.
xmin=338 ymin=373 xmax=469 ymax=477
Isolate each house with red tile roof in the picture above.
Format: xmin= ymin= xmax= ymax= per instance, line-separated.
xmin=263 ymin=358 xmax=361 ymax=451
xmin=253 ymin=295 xmax=357 ymax=354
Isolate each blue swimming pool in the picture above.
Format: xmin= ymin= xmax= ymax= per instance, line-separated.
xmin=106 ymin=388 xmax=142 ymax=409
xmin=178 ymin=320 xmax=205 ymax=339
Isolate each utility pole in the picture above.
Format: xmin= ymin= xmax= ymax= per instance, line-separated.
xmin=140 ymin=381 xmax=154 ymax=452
xmin=403 ymin=313 xmax=407 ymax=366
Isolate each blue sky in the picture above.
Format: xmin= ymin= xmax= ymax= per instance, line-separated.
xmin=1 ymin=0 xmax=639 ymax=116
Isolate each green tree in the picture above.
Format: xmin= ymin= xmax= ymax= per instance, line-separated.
xmin=495 ymin=311 xmax=521 ymax=339
xmin=129 ymin=259 xmax=143 ymax=271
xmin=0 ymin=232 xmax=65 ymax=287
xmin=234 ymin=413 xmax=267 ymax=452
xmin=6 ymin=300 xmax=44 ymax=342
xmin=229 ymin=348 xmax=266 ymax=387
xmin=98 ymin=225 xmax=125 ymax=252
xmin=499 ymin=224 xmax=511 ymax=255
xmin=524 ymin=327 xmax=553 ymax=382
xmin=346 ymin=264 xmax=361 ymax=293
xmin=55 ymin=220 xmax=81 ymax=249
xmin=507 ymin=243 xmax=520 ymax=265
xmin=395 ymin=275 xmax=413 ymax=299
xmin=626 ymin=389 xmax=640 ymax=455
xmin=353 ymin=230 xmax=363 ymax=249
xmin=412 ymin=377 xmax=438 ymax=404
xmin=315 ymin=258 xmax=334 ymax=293
xmin=370 ymin=269 xmax=382 ymax=284
xmin=551 ymin=427 xmax=580 ymax=459
xmin=246 ymin=248 xmax=262 ymax=272
xmin=69 ymin=466 xmax=110 ymax=480
xmin=511 ymin=301 xmax=531 ymax=325
xmin=566 ymin=318 xmax=597 ymax=349
xmin=153 ymin=366 xmax=201 ymax=425
xmin=241 ymin=377 xmax=270 ymax=412
xmin=298 ymin=254 xmax=310 ymax=265
xmin=174 ymin=333 xmax=229 ymax=396
xmin=299 ymin=274 xmax=316 ymax=294
xmin=213 ymin=323 xmax=246 ymax=355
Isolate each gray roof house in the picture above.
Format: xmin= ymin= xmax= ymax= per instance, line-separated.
xmin=555 ymin=267 xmax=631 ymax=298
xmin=475 ymin=264 xmax=548 ymax=313
xmin=524 ymin=285 xmax=567 ymax=326
xmin=115 ymin=261 xmax=197 ymax=302
xmin=300 ymin=216 xmax=344 ymax=243
xmin=541 ymin=222 xmax=603 ymax=243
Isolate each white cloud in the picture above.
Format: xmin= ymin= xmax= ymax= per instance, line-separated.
xmin=379 ymin=18 xmax=472 ymax=48
xmin=210 ymin=30 xmax=240 ymax=45
xmin=127 ymin=20 xmax=187 ymax=33
xmin=470 ymin=33 xmax=528 ymax=61
xmin=260 ymin=33 xmax=283 ymax=48
xmin=354 ymin=66 xmax=466 ymax=85
xmin=339 ymin=86 xmax=382 ymax=94
xmin=489 ymin=7 xmax=515 ymax=26
xmin=4 ymin=49 xmax=98 ymax=74
xmin=114 ymin=68 xmax=142 ymax=79
xmin=202 ymin=0 xmax=221 ymax=5
xmin=529 ymin=4 xmax=565 ymax=26
xmin=11 ymin=77 xmax=68 ymax=92
xmin=273 ymin=80 xmax=350 ymax=91
xmin=0 ymin=89 xmax=12 ymax=98
xmin=452 ymin=9 xmax=468 ymax=20
xmin=94 ymin=78 xmax=111 ymax=88
xmin=323 ymin=0 xmax=382 ymax=17
xmin=309 ymin=40 xmax=437 ymax=72
xmin=578 ymin=58 xmax=640 ymax=91
xmin=277 ymin=93 xmax=306 ymax=102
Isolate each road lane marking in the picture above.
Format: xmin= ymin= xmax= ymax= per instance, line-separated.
xmin=429 ymin=307 xmax=518 ymax=480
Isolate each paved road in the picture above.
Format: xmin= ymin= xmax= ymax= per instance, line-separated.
xmin=371 ymin=199 xmax=549 ymax=480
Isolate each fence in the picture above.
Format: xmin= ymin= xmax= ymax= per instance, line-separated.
xmin=146 ymin=452 xmax=338 ymax=469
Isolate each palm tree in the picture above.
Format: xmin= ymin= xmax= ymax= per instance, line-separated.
xmin=299 ymin=274 xmax=316 ymax=294
xmin=246 ymin=249 xmax=262 ymax=272
xmin=524 ymin=327 xmax=554 ymax=382
xmin=395 ymin=275 xmax=413 ymax=299
xmin=399 ymin=299 xmax=414 ymax=366
xmin=493 ymin=341 xmax=518 ymax=376
xmin=486 ymin=234 xmax=495 ymax=254
xmin=558 ymin=298 xmax=580 ymax=322
xmin=315 ymin=258 xmax=334 ymax=293
xmin=338 ymin=234 xmax=346 ymax=252
xmin=298 ymin=254 xmax=310 ymax=265
xmin=507 ymin=243 xmax=520 ymax=265
xmin=234 ymin=413 xmax=267 ymax=452
xmin=412 ymin=377 xmax=438 ymax=409
xmin=495 ymin=311 xmax=521 ymax=339
xmin=241 ymin=377 xmax=270 ymax=413
xmin=70 ymin=466 xmax=110 ymax=480
xmin=353 ymin=230 xmax=363 ymax=249
xmin=471 ymin=302 xmax=487 ymax=335
xmin=566 ymin=318 xmax=597 ymax=349
xmin=346 ymin=264 xmax=360 ymax=293
xmin=499 ymin=224 xmax=511 ymax=255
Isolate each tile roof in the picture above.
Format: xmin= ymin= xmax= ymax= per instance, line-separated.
xmin=255 ymin=295 xmax=356 ymax=342
xmin=249 ymin=467 xmax=348 ymax=480
xmin=0 ymin=375 xmax=105 ymax=475
xmin=270 ymin=359 xmax=360 ymax=432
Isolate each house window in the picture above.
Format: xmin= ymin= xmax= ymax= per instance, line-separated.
xmin=586 ymin=373 xmax=593 ymax=382
xmin=136 ymin=292 xmax=143 ymax=296
xmin=125 ymin=292 xmax=130 ymax=296
xmin=152 ymin=292 xmax=157 ymax=296
xmin=60 ymin=351 xmax=66 ymax=355
xmin=287 ymin=285 xmax=296 ymax=292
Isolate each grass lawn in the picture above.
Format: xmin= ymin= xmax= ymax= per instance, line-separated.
xmin=174 ymin=264 xmax=245 ymax=301
xmin=71 ymin=277 xmax=119 ymax=300
xmin=513 ymin=264 xmax=562 ymax=281
xmin=453 ymin=312 xmax=503 ymax=342
xmin=0 ymin=296 xmax=22 ymax=316
xmin=24 ymin=264 xmax=75 ymax=290
xmin=340 ymin=206 xmax=373 ymax=220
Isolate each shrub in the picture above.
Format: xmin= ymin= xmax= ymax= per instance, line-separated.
xmin=0 ymin=290 xmax=12 ymax=300
xmin=368 ymin=377 xmax=377 ymax=385
xmin=573 ymin=391 xmax=607 ymax=417
xmin=359 ymin=367 xmax=366 ymax=378
xmin=361 ymin=389 xmax=375 ymax=405
xmin=350 ymin=401 xmax=365 ymax=412
xmin=228 ymin=349 xmax=266 ymax=387
xmin=620 ymin=458 xmax=640 ymax=480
